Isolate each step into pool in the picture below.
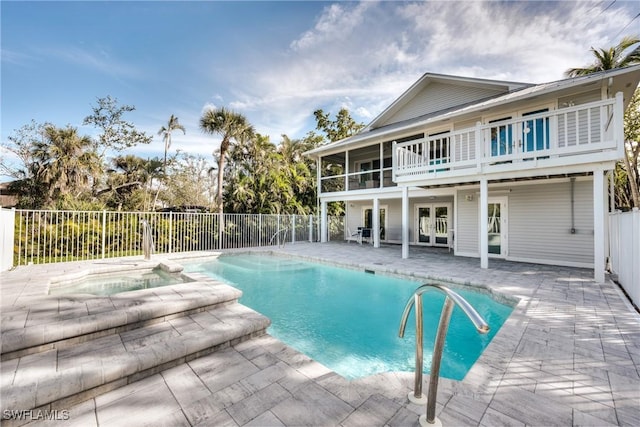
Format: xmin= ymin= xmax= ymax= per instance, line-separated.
xmin=184 ymin=253 xmax=514 ymax=380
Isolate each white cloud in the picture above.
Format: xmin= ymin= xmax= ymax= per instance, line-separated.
xmin=210 ymin=1 xmax=636 ymax=141
xmin=39 ymin=45 xmax=143 ymax=79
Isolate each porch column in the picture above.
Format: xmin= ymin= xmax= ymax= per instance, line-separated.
xmin=594 ymin=170 xmax=605 ymax=283
xmin=402 ymin=186 xmax=409 ymax=259
xmin=373 ymin=197 xmax=380 ymax=248
xmin=320 ymin=200 xmax=328 ymax=243
xmin=480 ymin=178 xmax=488 ymax=269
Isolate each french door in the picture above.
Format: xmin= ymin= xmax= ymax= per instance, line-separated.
xmin=415 ymin=204 xmax=450 ymax=247
xmin=488 ymin=197 xmax=508 ymax=257
xmin=362 ymin=206 xmax=387 ymax=241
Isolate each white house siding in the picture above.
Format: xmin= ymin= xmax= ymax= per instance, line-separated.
xmin=456 ymin=189 xmax=479 ymax=256
xmin=508 ymin=179 xmax=594 ymax=266
xmin=380 ymin=82 xmax=504 ymax=127
xmin=454 ymin=180 xmax=594 ymax=266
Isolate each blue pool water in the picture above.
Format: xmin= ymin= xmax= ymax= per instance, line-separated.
xmin=184 ymin=254 xmax=514 ymax=380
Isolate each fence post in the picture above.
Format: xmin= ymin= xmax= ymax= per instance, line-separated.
xmin=101 ymin=210 xmax=107 ymax=259
xmin=308 ymin=215 xmax=313 ymax=242
xmin=259 ymin=214 xmax=262 ymax=246
xmin=277 ymin=214 xmax=281 ymax=246
xmin=292 ymin=214 xmax=296 ymax=244
xmin=168 ymin=211 xmax=173 ymax=254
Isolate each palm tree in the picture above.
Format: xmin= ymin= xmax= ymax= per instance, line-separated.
xmin=200 ymin=107 xmax=254 ymax=248
xmin=157 ymin=115 xmax=185 ymax=173
xmin=199 ymin=107 xmax=255 ymax=216
xmin=565 ymin=35 xmax=640 ymax=77
xmin=32 ymin=125 xmax=99 ymax=206
xmin=565 ymin=36 xmax=640 ymax=208
xmin=154 ymin=115 xmax=185 ymax=209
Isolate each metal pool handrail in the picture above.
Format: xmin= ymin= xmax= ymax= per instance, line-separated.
xmin=140 ymin=219 xmax=155 ymax=260
xmin=398 ymin=284 xmax=489 ymax=426
xmin=269 ymin=228 xmax=289 ymax=248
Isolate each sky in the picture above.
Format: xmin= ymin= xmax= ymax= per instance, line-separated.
xmin=1 ymin=0 xmax=639 ymax=180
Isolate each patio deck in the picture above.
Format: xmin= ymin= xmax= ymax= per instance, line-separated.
xmin=1 ymin=242 xmax=639 ymax=426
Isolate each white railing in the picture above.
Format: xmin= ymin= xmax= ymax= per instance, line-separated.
xmin=609 ymin=209 xmax=640 ymax=307
xmin=394 ymin=95 xmax=621 ymax=180
xmin=10 ymin=210 xmax=321 ymax=267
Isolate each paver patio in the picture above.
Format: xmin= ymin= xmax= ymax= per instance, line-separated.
xmin=1 ymin=242 xmax=638 ymax=426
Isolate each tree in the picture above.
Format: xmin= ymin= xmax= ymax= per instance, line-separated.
xmin=621 ymin=88 xmax=640 ymax=208
xmin=83 ymin=96 xmax=153 ymax=160
xmin=162 ymin=153 xmax=216 ymax=210
xmin=2 ymin=120 xmax=51 ymax=208
xmin=313 ymin=108 xmax=365 ymax=142
xmin=157 ymin=114 xmax=185 ymax=173
xmin=199 ymin=107 xmax=255 ymax=216
xmin=100 ymin=155 xmax=151 ymax=210
xmin=565 ymin=36 xmax=640 ymax=208
xmin=155 ymin=115 xmax=185 ymax=208
xmin=565 ymin=36 xmax=640 ymax=77
xmin=31 ymin=125 xmax=100 ymax=206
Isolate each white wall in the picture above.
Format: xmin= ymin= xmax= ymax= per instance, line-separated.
xmin=508 ymin=179 xmax=593 ymax=266
xmin=1 ymin=208 xmax=15 ymax=271
xmin=456 ymin=179 xmax=595 ymax=267
xmin=609 ymin=209 xmax=640 ymax=307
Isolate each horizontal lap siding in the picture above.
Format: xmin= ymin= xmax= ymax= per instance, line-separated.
xmin=508 ymin=180 xmax=594 ymax=265
xmin=382 ymin=83 xmax=503 ymax=126
xmin=456 ymin=190 xmax=479 ymax=255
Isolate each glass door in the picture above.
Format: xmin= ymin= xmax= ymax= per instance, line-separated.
xmin=415 ymin=204 xmax=450 ymax=247
xmin=434 ymin=206 xmax=449 ymax=245
xmin=488 ymin=198 xmax=507 ymax=257
xmin=417 ymin=206 xmax=431 ymax=244
xmin=363 ymin=206 xmax=387 ymax=241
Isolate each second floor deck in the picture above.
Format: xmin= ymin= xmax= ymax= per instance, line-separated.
xmin=318 ymin=93 xmax=624 ymax=195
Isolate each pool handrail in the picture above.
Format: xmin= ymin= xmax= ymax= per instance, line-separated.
xmin=398 ymin=283 xmax=489 ymax=426
xmin=140 ymin=219 xmax=155 ymax=260
xmin=269 ymin=227 xmax=289 ymax=248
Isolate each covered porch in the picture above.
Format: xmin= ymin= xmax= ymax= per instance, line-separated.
xmin=320 ymin=170 xmax=611 ymax=283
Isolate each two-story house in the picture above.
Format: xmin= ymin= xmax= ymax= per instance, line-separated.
xmin=305 ymin=65 xmax=640 ymax=283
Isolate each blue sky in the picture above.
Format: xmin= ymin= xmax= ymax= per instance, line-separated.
xmin=2 ymin=0 xmax=639 ymax=179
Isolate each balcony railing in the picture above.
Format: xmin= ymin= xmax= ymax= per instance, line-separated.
xmin=320 ymin=168 xmax=397 ymax=193
xmin=394 ymin=94 xmax=623 ymax=181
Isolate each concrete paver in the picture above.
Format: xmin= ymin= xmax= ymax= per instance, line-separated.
xmin=1 ymin=243 xmax=639 ymax=426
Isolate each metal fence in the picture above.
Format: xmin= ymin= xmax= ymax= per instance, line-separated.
xmin=10 ymin=210 xmax=331 ymax=267
xmin=609 ymin=209 xmax=640 ymax=307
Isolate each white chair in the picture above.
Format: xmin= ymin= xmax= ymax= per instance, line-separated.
xmin=346 ymin=227 xmax=362 ymax=244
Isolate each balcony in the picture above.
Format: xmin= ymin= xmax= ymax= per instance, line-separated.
xmin=393 ymin=94 xmax=624 ymax=184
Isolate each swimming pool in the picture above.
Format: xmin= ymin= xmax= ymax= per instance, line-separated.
xmin=49 ymin=268 xmax=189 ymax=296
xmin=184 ymin=253 xmax=514 ymax=380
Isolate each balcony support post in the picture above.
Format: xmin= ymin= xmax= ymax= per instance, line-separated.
xmin=614 ymin=92 xmax=624 ymax=159
xmin=594 ymin=169 xmax=605 ymax=283
xmin=480 ymin=178 xmax=489 ymax=269
xmin=373 ymin=197 xmax=380 ymax=248
xmin=402 ymin=186 xmax=409 ymax=259
xmin=320 ymin=200 xmax=328 ymax=243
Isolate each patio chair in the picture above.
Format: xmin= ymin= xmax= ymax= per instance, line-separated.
xmin=360 ymin=227 xmax=373 ymax=245
xmin=347 ymin=227 xmax=362 ymax=244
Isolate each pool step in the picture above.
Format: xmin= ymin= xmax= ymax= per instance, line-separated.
xmin=1 ymin=280 xmax=241 ymax=360
xmin=0 ymin=280 xmax=271 ymax=420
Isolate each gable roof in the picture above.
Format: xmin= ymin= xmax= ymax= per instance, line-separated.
xmin=366 ymin=73 xmax=531 ymax=131
xmin=305 ymin=65 xmax=640 ymax=158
